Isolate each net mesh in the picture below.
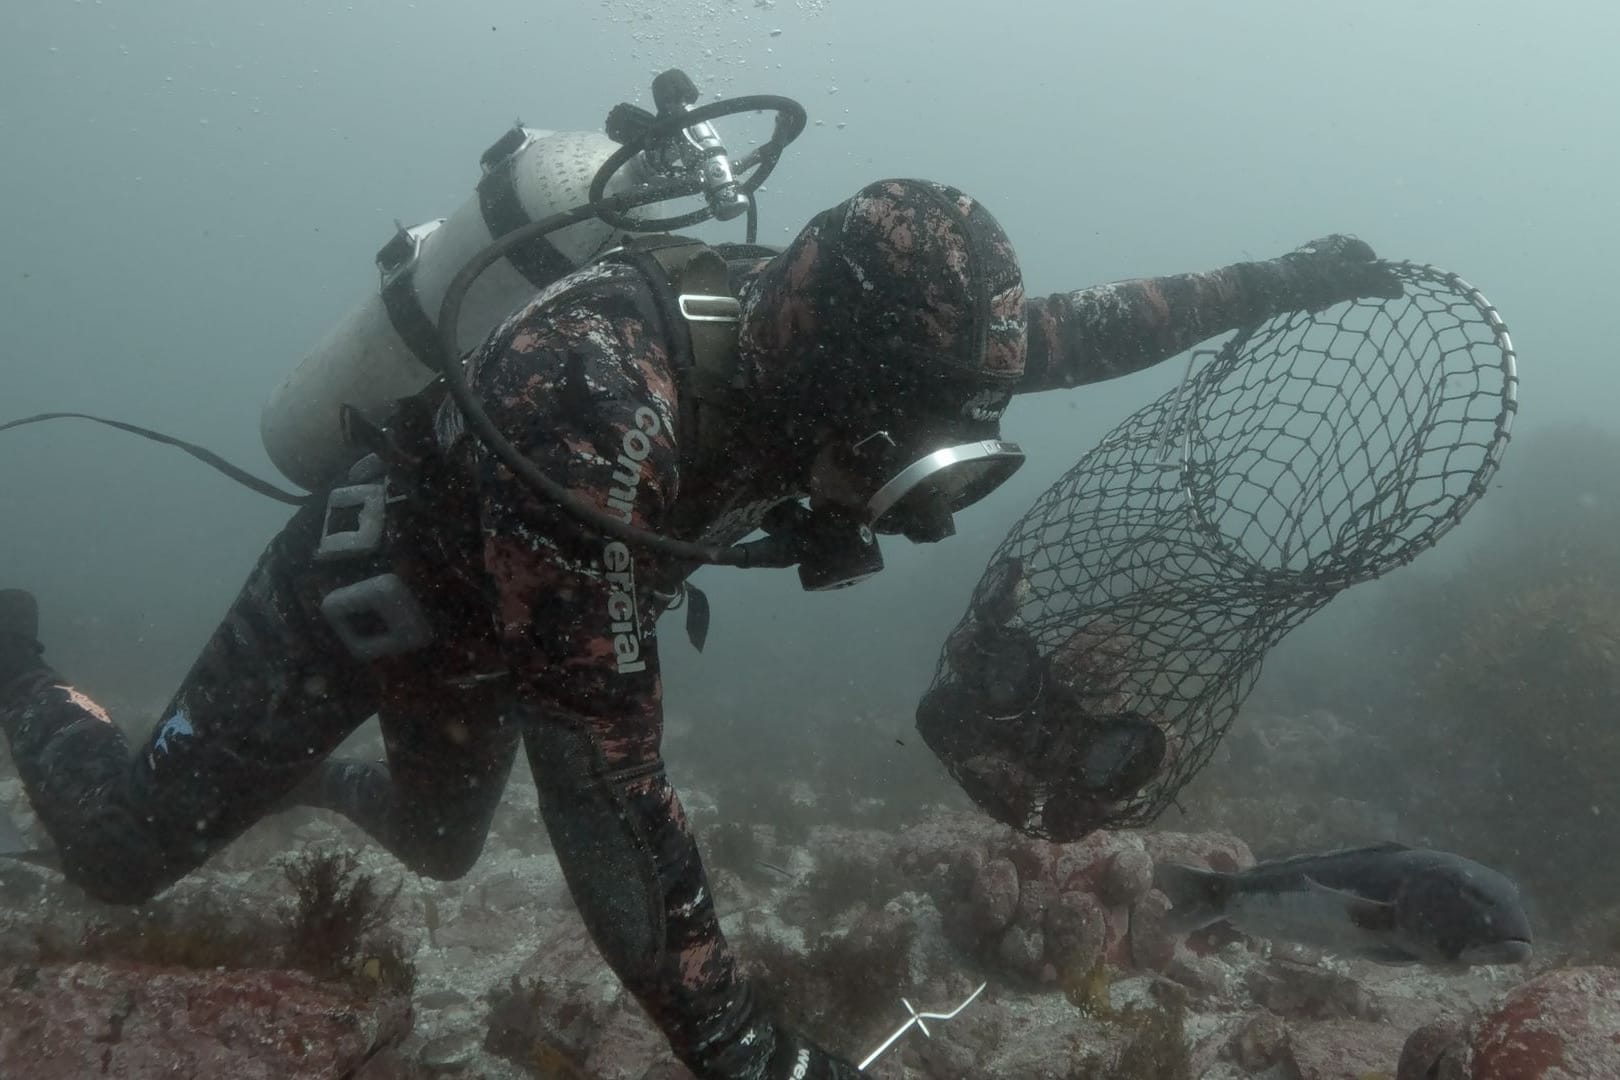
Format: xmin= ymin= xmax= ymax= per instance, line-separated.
xmin=917 ymin=262 xmax=1519 ymax=840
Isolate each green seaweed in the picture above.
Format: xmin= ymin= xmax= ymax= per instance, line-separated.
xmin=482 ymin=974 xmax=594 ymax=1079
xmin=281 ymin=845 xmax=410 ymax=993
xmin=738 ymin=917 xmax=917 ymax=1052
xmin=1061 ymin=959 xmax=1115 ymax=1018
xmin=28 ymin=846 xmax=414 ymax=996
xmin=1068 ymin=997 xmax=1192 ymax=1080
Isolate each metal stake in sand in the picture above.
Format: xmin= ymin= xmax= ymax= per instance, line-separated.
xmin=857 ymin=981 xmax=987 ymax=1071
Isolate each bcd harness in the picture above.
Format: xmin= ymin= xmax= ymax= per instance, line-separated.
xmin=310 ymin=234 xmax=768 ymax=665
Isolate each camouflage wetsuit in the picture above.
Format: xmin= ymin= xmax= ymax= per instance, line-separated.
xmin=0 ymin=179 xmax=1394 ymax=1077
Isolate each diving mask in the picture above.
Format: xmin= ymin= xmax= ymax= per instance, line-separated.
xmin=852 ymin=430 xmax=1026 ymax=543
xmin=739 ymin=429 xmax=1023 ymax=591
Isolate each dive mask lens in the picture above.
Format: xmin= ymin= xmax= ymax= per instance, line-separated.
xmin=865 ymin=439 xmax=1026 ymax=541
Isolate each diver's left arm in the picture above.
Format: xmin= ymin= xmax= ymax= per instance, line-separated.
xmin=1016 ymin=235 xmax=1403 ymax=393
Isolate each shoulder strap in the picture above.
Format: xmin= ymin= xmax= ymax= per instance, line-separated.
xmin=603 ymin=235 xmax=746 ymax=469
xmin=611 ymin=236 xmax=742 ymax=387
xmin=668 ymin=245 xmax=744 ymax=399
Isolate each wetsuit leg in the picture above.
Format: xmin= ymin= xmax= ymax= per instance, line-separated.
xmin=0 ymin=500 xmax=381 ymax=904
xmin=296 ymin=675 xmax=521 ymax=880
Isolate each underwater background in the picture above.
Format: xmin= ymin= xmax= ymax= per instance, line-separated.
xmin=2 ymin=2 xmax=1618 ymax=1076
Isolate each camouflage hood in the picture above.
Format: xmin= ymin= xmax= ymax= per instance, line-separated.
xmin=735 ymin=179 xmax=1027 ymax=445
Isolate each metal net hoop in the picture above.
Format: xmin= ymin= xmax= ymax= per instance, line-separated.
xmin=1171 ymin=261 xmax=1517 ymax=592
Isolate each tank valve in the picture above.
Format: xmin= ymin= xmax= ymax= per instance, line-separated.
xmin=645 ymin=68 xmax=752 ymax=221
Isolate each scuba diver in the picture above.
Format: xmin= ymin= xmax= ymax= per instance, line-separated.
xmin=0 ymin=69 xmax=1401 ymax=1079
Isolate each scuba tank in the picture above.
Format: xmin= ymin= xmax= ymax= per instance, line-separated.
xmin=8 ymin=70 xmax=850 ymax=581
xmin=259 ymin=127 xmax=665 ymax=492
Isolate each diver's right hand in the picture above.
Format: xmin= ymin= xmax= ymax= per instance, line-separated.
xmin=764 ymin=1028 xmax=865 ymax=1078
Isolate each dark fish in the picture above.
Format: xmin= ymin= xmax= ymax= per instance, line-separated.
xmin=1153 ymin=842 xmax=1533 ymax=966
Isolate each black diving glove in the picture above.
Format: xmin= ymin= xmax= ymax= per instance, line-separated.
xmin=763 ymin=1029 xmax=865 ymax=1079
xmin=1275 ymin=233 xmax=1405 ymax=311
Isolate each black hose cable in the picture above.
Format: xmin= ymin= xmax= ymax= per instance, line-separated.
xmin=0 ymin=412 xmax=311 ymax=506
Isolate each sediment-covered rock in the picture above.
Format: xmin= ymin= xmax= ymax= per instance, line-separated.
xmin=0 ymin=961 xmax=412 ymax=1080
xmin=1399 ymin=965 xmax=1620 ymax=1080
xmin=0 ymin=780 xmax=1555 ymax=1080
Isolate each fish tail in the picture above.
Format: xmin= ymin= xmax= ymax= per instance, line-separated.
xmin=1152 ymin=861 xmax=1232 ymax=935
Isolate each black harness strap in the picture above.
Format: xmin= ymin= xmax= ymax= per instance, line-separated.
xmin=605 ymin=237 xmax=731 ymax=463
